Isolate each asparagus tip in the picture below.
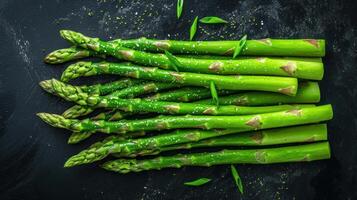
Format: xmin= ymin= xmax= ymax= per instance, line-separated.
xmin=39 ymin=80 xmax=54 ymax=93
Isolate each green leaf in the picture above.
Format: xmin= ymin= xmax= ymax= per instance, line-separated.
xmin=177 ymin=0 xmax=184 ymax=19
xmin=230 ymin=165 xmax=244 ymax=194
xmin=190 ymin=16 xmax=198 ymax=41
xmin=210 ymin=81 xmax=219 ymax=108
xmin=164 ymin=50 xmax=180 ymax=72
xmin=184 ymin=178 xmax=211 ymax=186
xmin=233 ymin=35 xmax=247 ymax=58
xmin=199 ymin=16 xmax=228 ymax=24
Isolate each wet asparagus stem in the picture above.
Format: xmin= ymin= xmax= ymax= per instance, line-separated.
xmin=59 ymin=30 xmax=324 ymax=80
xmin=58 ymin=30 xmax=325 ymax=57
xmin=78 ymin=78 xmax=143 ymax=95
xmin=196 ymin=81 xmax=320 ymax=106
xmin=102 ymin=142 xmax=330 ymax=173
xmin=37 ymin=105 xmax=332 ymax=136
xmin=60 ymin=62 xmax=298 ymax=95
xmin=110 ymin=124 xmax=328 ymax=158
xmin=45 ymin=45 xmax=322 ymax=64
xmin=39 ymin=79 xmax=308 ymax=116
xmin=146 ymin=87 xmax=236 ymax=102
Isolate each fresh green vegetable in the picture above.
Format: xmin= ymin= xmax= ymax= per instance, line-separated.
xmin=190 ymin=16 xmax=198 ymax=40
xmin=231 ymin=165 xmax=244 ymax=194
xmin=38 ymin=105 xmax=331 ymax=137
xmin=199 ymin=16 xmax=228 ymax=24
xmin=210 ymin=81 xmax=219 ymax=107
xmin=60 ymin=62 xmax=299 ymax=95
xmin=58 ymin=31 xmax=324 ymax=80
xmin=177 ymin=0 xmax=184 ymax=19
xmin=101 ymin=142 xmax=331 ymax=173
xmin=164 ymin=50 xmax=180 ymax=72
xmin=60 ymin=30 xmax=326 ymax=57
xmin=184 ymin=178 xmax=211 ymax=186
xmin=110 ymin=124 xmax=328 ymax=157
xmin=233 ymin=35 xmax=247 ymax=58
xmin=196 ymin=81 xmax=320 ymax=106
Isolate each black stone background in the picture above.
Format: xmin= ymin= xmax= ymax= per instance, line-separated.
xmin=1 ymin=0 xmax=357 ymax=199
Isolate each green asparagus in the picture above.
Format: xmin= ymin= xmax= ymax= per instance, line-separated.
xmin=196 ymin=81 xmax=320 ymax=106
xmin=60 ymin=30 xmax=325 ymax=57
xmin=59 ymin=81 xmax=179 ymax=119
xmin=61 ymin=105 xmax=331 ymax=167
xmin=102 ymin=142 xmax=330 ymax=173
xmin=111 ymin=124 xmax=327 ymax=157
xmin=38 ymin=105 xmax=331 ymax=135
xmin=60 ymin=62 xmax=298 ymax=95
xmin=59 ymin=30 xmax=324 ymax=80
xmin=39 ymin=79 xmax=308 ymax=116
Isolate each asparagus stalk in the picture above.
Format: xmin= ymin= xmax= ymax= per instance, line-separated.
xmin=59 ymin=30 xmax=324 ymax=80
xmin=38 ymin=105 xmax=332 ymax=135
xmin=102 ymin=142 xmax=330 ymax=173
xmin=60 ymin=81 xmax=179 ymax=119
xmin=60 ymin=62 xmax=298 ymax=95
xmin=61 ymin=105 xmax=331 ymax=167
xmin=40 ymin=79 xmax=308 ymax=116
xmin=60 ymin=30 xmax=325 ymax=57
xmin=108 ymin=124 xmax=327 ymax=157
xmin=44 ymin=46 xmax=321 ymax=64
xmin=196 ymin=81 xmax=320 ymax=106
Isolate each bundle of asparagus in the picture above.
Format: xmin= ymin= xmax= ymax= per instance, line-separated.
xmin=38 ymin=30 xmax=332 ymax=176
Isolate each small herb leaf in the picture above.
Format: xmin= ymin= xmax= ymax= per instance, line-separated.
xmin=184 ymin=178 xmax=211 ymax=186
xmin=230 ymin=165 xmax=244 ymax=194
xmin=210 ymin=81 xmax=219 ymax=108
xmin=233 ymin=35 xmax=247 ymax=58
xmin=164 ymin=50 xmax=180 ymax=72
xmin=190 ymin=16 xmax=199 ymax=41
xmin=177 ymin=0 xmax=184 ymax=19
xmin=199 ymin=16 xmax=228 ymax=24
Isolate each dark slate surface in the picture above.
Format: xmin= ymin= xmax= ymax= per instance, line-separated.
xmin=0 ymin=0 xmax=356 ymax=199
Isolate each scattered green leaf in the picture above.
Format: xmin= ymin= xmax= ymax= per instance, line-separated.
xmin=184 ymin=178 xmax=211 ymax=186
xmin=190 ymin=16 xmax=198 ymax=41
xmin=177 ymin=0 xmax=184 ymax=19
xmin=164 ymin=50 xmax=180 ymax=72
xmin=233 ymin=35 xmax=247 ymax=58
xmin=210 ymin=81 xmax=219 ymax=108
xmin=230 ymin=165 xmax=244 ymax=194
xmin=199 ymin=16 xmax=228 ymax=24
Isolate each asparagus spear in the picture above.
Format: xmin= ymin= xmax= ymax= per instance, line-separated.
xmin=40 ymin=78 xmax=308 ymax=116
xmin=196 ymin=81 xmax=320 ymax=106
xmin=38 ymin=105 xmax=332 ymax=135
xmin=60 ymin=62 xmax=298 ymax=95
xmin=59 ymin=30 xmax=325 ymax=57
xmin=61 ymin=104 xmax=331 ymax=167
xmin=60 ymin=81 xmax=179 ymax=119
xmin=102 ymin=142 xmax=330 ymax=173
xmin=59 ymin=30 xmax=324 ymax=80
xmin=108 ymin=124 xmax=327 ymax=157
xmin=44 ymin=46 xmax=321 ymax=64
